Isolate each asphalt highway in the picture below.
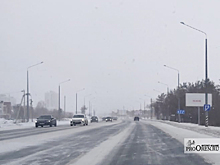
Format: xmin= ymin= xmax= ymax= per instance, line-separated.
xmin=0 ymin=120 xmax=213 ymax=165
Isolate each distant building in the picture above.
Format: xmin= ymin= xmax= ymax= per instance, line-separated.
xmin=45 ymin=91 xmax=58 ymax=110
xmin=0 ymin=101 xmax=12 ymax=119
xmin=0 ymin=94 xmax=16 ymax=105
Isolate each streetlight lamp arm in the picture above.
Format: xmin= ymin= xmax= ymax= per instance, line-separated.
xmin=180 ymin=22 xmax=207 ymax=38
xmin=27 ymin=62 xmax=44 ymax=70
xmin=158 ymin=81 xmax=168 ymax=87
xmin=59 ymin=79 xmax=70 ymax=85
xmin=76 ymin=88 xmax=85 ymax=93
xmin=164 ymin=65 xmax=179 ymax=73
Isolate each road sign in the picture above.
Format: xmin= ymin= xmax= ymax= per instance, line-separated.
xmin=177 ymin=110 xmax=185 ymax=114
xmin=204 ymin=104 xmax=211 ymax=111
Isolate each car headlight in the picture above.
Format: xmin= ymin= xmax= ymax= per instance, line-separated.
xmin=82 ymin=119 xmax=84 ymax=121
xmin=96 ymin=119 xmax=97 ymax=120
xmin=35 ymin=120 xmax=37 ymax=123
xmin=48 ymin=120 xmax=51 ymax=122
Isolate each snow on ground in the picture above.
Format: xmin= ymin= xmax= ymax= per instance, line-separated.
xmin=154 ymin=119 xmax=220 ymax=138
xmin=0 ymin=118 xmax=71 ymax=131
xmin=71 ymin=122 xmax=135 ymax=165
xmin=144 ymin=120 xmax=220 ymax=165
xmin=0 ymin=120 xmax=122 ymax=154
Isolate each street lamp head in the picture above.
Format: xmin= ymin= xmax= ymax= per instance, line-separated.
xmin=164 ymin=65 xmax=166 ymax=67
xmin=41 ymin=61 xmax=43 ymax=64
xmin=180 ymin=22 xmax=185 ymax=25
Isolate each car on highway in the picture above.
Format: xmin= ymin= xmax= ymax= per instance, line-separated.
xmin=91 ymin=116 xmax=98 ymax=123
xmin=35 ymin=115 xmax=57 ymax=127
xmin=70 ymin=114 xmax=88 ymax=126
xmin=105 ymin=117 xmax=113 ymax=122
xmin=134 ymin=117 xmax=139 ymax=121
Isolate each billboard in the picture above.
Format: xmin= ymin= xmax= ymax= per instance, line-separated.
xmin=185 ymin=93 xmax=212 ymax=107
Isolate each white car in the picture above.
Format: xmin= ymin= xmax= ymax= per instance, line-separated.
xmin=70 ymin=114 xmax=88 ymax=126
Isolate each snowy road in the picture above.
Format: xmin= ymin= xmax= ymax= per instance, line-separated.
xmin=101 ymin=121 xmax=211 ymax=165
xmin=0 ymin=120 xmax=127 ymax=165
xmin=0 ymin=120 xmax=214 ymax=165
xmin=0 ymin=125 xmax=74 ymax=141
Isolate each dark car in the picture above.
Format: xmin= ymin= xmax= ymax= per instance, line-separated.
xmin=105 ymin=117 xmax=113 ymax=122
xmin=35 ymin=115 xmax=57 ymax=127
xmin=91 ymin=116 xmax=98 ymax=123
xmin=134 ymin=117 xmax=139 ymax=121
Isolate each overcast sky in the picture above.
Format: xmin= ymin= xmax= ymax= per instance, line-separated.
xmin=1 ymin=0 xmax=220 ymax=115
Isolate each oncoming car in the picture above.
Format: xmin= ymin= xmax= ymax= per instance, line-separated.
xmin=91 ymin=116 xmax=98 ymax=123
xmin=70 ymin=114 xmax=88 ymax=126
xmin=134 ymin=117 xmax=139 ymax=121
xmin=105 ymin=117 xmax=113 ymax=122
xmin=35 ymin=115 xmax=57 ymax=127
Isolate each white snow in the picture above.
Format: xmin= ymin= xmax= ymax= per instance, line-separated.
xmin=0 ymin=118 xmax=71 ymax=131
xmin=71 ymin=122 xmax=135 ymax=165
xmin=144 ymin=120 xmax=220 ymax=165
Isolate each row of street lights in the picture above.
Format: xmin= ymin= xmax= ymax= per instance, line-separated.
xmin=26 ymin=62 xmax=95 ymax=122
xmin=152 ymin=22 xmax=208 ymax=126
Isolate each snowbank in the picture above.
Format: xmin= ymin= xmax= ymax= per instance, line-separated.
xmin=0 ymin=118 xmax=71 ymax=131
xmin=144 ymin=120 xmax=220 ymax=165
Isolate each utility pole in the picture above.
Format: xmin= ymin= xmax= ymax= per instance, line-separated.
xmin=180 ymin=22 xmax=208 ymax=127
xmin=58 ymin=85 xmax=61 ymax=120
xmin=27 ymin=70 xmax=29 ymax=122
xmin=151 ymin=98 xmax=153 ymax=119
xmin=27 ymin=62 xmax=43 ymax=122
xmin=76 ymin=93 xmax=77 ymax=114
xmin=21 ymin=90 xmax=25 ymax=121
xmin=58 ymin=79 xmax=70 ymax=120
xmin=64 ymin=96 xmax=66 ymax=117
xmin=30 ymin=99 xmax=33 ymax=122
xmin=89 ymin=101 xmax=91 ymax=117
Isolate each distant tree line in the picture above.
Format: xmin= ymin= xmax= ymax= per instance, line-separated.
xmin=151 ymin=79 xmax=220 ymax=126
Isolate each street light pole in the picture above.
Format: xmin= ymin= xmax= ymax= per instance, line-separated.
xmin=27 ymin=62 xmax=43 ymax=122
xmin=76 ymin=93 xmax=77 ymax=114
xmin=21 ymin=90 xmax=25 ymax=121
xmin=144 ymin=94 xmax=153 ymax=119
xmin=164 ymin=65 xmax=180 ymax=122
xmin=58 ymin=79 xmax=70 ymax=120
xmin=89 ymin=97 xmax=95 ymax=117
xmin=64 ymin=95 xmax=66 ymax=117
xmin=75 ymin=88 xmax=85 ymax=114
xmin=84 ymin=94 xmax=92 ymax=110
xmin=180 ymin=22 xmax=208 ymax=127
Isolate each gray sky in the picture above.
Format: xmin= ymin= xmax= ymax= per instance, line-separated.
xmin=1 ymin=0 xmax=220 ymax=115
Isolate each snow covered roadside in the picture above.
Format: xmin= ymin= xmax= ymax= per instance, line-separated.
xmin=0 ymin=120 xmax=122 ymax=154
xmin=70 ymin=122 xmax=135 ymax=165
xmin=0 ymin=118 xmax=71 ymax=131
xmin=144 ymin=120 xmax=220 ymax=165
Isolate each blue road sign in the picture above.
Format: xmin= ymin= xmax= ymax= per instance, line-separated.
xmin=204 ymin=104 xmax=211 ymax=111
xmin=177 ymin=110 xmax=185 ymax=114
